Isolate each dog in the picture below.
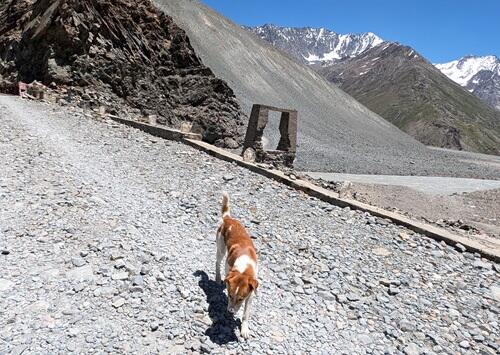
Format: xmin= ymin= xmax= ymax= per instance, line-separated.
xmin=215 ymin=192 xmax=259 ymax=339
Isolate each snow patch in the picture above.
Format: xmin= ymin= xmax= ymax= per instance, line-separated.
xmin=304 ymin=53 xmax=321 ymax=62
xmin=435 ymin=55 xmax=500 ymax=86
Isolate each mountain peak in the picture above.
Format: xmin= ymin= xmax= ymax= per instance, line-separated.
xmin=436 ymin=55 xmax=500 ymax=86
xmin=246 ymin=24 xmax=384 ymax=64
xmin=435 ymin=55 xmax=500 ymax=110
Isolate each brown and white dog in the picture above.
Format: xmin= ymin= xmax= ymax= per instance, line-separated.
xmin=216 ymin=192 xmax=259 ymax=339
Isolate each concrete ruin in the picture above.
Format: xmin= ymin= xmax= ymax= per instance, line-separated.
xmin=17 ymin=81 xmax=54 ymax=101
xmin=242 ymin=104 xmax=298 ymax=168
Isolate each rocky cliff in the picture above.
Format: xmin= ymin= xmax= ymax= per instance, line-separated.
xmin=0 ymin=0 xmax=244 ymax=147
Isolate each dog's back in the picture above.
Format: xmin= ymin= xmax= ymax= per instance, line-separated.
xmin=222 ymin=220 xmax=257 ymax=269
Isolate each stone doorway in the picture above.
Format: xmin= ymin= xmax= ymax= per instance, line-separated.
xmin=242 ymin=104 xmax=298 ymax=168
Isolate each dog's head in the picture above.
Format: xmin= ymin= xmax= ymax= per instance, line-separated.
xmin=225 ymin=270 xmax=259 ymax=314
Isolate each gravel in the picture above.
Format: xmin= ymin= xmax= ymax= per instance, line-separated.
xmin=1 ymin=95 xmax=499 ymax=354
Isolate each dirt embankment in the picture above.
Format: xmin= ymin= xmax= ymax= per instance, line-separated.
xmin=0 ymin=0 xmax=245 ymax=147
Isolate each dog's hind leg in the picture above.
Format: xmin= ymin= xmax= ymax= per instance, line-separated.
xmin=215 ymin=227 xmax=226 ymax=284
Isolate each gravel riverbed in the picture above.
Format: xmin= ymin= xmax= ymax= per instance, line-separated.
xmin=0 ymin=96 xmax=499 ymax=354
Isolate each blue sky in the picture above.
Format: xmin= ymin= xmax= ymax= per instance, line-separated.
xmin=201 ymin=0 xmax=500 ymax=63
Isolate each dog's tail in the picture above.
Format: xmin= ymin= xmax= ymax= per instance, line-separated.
xmin=221 ymin=192 xmax=230 ymax=218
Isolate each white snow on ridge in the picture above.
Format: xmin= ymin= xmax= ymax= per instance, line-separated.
xmin=303 ymin=32 xmax=383 ymax=63
xmin=316 ymin=28 xmax=325 ymax=42
xmin=367 ymin=32 xmax=384 ymax=47
xmin=435 ymin=55 xmax=500 ymax=87
xmin=321 ymin=50 xmax=342 ymax=61
xmin=250 ymin=24 xmax=385 ymax=64
xmin=306 ymin=31 xmax=383 ymax=63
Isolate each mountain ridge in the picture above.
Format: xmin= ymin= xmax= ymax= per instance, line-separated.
xmin=245 ymin=24 xmax=383 ymax=65
xmin=249 ymin=24 xmax=500 ymax=113
xmin=317 ymin=42 xmax=500 ymax=154
xmin=248 ymin=24 xmax=500 ymax=154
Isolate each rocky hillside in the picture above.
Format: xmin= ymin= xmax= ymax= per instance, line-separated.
xmin=436 ymin=56 xmax=500 ymax=111
xmin=317 ymin=43 xmax=500 ymax=154
xmin=251 ymin=26 xmax=500 ymax=115
xmin=153 ymin=0 xmax=464 ymax=176
xmin=0 ymin=0 xmax=244 ymax=147
xmin=246 ymin=24 xmax=383 ymax=65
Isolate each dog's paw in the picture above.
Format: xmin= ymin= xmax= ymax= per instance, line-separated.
xmin=240 ymin=323 xmax=250 ymax=339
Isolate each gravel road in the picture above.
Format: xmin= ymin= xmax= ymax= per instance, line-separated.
xmin=304 ymin=173 xmax=500 ymax=196
xmin=0 ymin=95 xmax=499 ymax=355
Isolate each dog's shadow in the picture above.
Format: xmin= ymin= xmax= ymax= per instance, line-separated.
xmin=194 ymin=270 xmax=241 ymax=344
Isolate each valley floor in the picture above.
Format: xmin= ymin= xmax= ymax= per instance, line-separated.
xmin=0 ymin=96 xmax=499 ymax=354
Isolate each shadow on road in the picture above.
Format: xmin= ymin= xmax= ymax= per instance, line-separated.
xmin=194 ymin=270 xmax=240 ymax=344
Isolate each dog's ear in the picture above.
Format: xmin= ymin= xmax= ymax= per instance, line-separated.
xmin=224 ymin=271 xmax=237 ymax=287
xmin=249 ymin=278 xmax=259 ymax=292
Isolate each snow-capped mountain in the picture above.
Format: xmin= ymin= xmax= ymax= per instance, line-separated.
xmin=246 ymin=24 xmax=384 ymax=64
xmin=435 ymin=56 xmax=500 ymax=110
xmin=435 ymin=56 xmax=499 ymax=86
xmin=247 ymin=24 xmax=500 ymax=153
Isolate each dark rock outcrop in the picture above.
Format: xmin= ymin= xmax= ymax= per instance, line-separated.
xmin=0 ymin=0 xmax=244 ymax=146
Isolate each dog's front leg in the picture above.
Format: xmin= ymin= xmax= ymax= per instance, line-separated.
xmin=240 ymin=293 xmax=254 ymax=339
